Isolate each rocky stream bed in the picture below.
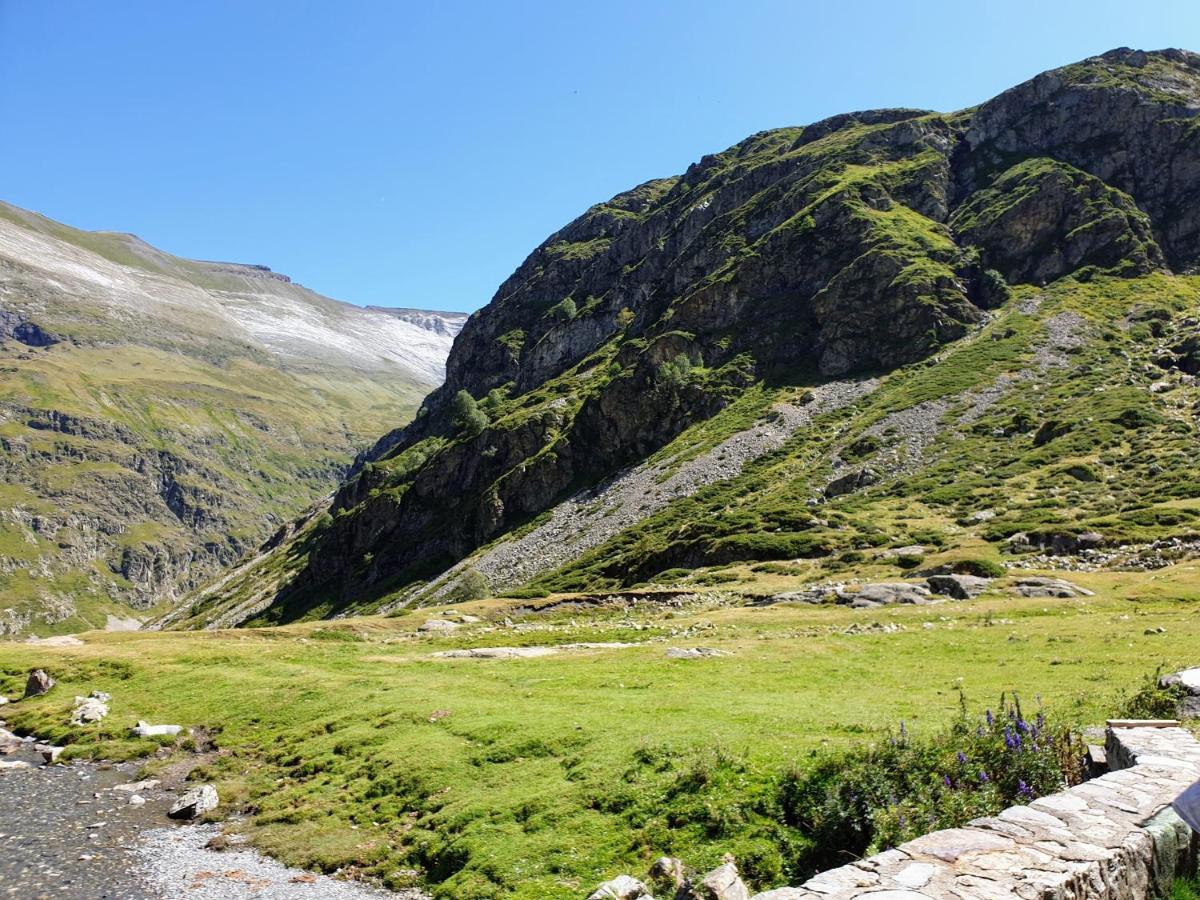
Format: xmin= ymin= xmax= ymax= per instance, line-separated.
xmin=0 ymin=741 xmax=400 ymax=899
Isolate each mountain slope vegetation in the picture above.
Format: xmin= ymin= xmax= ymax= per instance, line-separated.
xmin=0 ymin=201 xmax=462 ymax=635
xmin=177 ymin=48 xmax=1200 ymax=630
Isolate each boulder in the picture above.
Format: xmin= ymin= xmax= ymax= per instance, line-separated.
xmin=36 ymin=743 xmax=64 ymax=764
xmin=1161 ymin=668 xmax=1200 ymax=718
xmin=824 ymin=468 xmax=878 ymax=498
xmin=70 ymin=696 xmax=109 ymax=725
xmin=0 ymin=727 xmax=23 ymax=754
xmin=0 ymin=759 xmax=33 ymax=772
xmin=23 ymin=669 xmax=55 ymax=698
xmin=168 ymin=783 xmax=219 ymax=819
xmin=1010 ymin=576 xmax=1094 ymax=598
xmin=0 ymin=696 xmax=8 ymax=706
xmin=587 ymin=874 xmax=653 ymax=899
xmin=678 ymin=862 xmax=750 ymax=900
xmin=839 ymin=583 xmax=931 ymax=608
xmin=926 ymin=574 xmax=991 ymax=600
xmin=418 ymin=619 xmax=461 ymax=633
xmin=650 ymin=856 xmax=684 ymax=886
xmin=131 ymin=720 xmax=182 ymax=737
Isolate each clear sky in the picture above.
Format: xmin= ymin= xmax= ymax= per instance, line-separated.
xmin=1 ymin=1 xmax=1196 ymax=312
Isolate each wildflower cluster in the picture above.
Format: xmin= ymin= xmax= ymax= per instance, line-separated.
xmin=780 ymin=692 xmax=1082 ymax=876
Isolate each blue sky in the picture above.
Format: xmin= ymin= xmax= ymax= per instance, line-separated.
xmin=1 ymin=1 xmax=1196 ymax=312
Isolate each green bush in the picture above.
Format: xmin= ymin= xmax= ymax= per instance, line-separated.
xmin=951 ymin=558 xmax=1006 ymax=578
xmin=447 ymin=567 xmax=490 ymax=603
xmin=1118 ymin=668 xmax=1185 ymax=719
xmin=779 ymin=693 xmax=1081 ymax=876
xmin=452 ymin=390 xmax=489 ymax=437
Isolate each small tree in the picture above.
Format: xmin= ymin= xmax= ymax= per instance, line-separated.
xmin=450 ymin=567 xmax=490 ymax=603
xmin=655 ymin=354 xmax=694 ymax=390
xmin=452 ymin=390 xmax=489 ymax=436
xmin=551 ymin=297 xmax=577 ymax=321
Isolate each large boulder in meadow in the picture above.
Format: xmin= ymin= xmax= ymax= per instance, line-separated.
xmin=23 ymin=669 xmax=54 ymax=698
xmin=926 ymin=573 xmax=991 ymax=599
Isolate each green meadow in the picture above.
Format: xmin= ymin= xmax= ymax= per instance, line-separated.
xmin=2 ymin=567 xmax=1198 ymax=897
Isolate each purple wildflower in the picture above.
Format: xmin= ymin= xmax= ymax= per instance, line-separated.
xmin=979 ymin=770 xmax=989 ymax=783
xmin=1018 ymin=779 xmax=1034 ymax=800
xmin=985 ymin=709 xmax=994 ymax=727
xmin=956 ymin=751 xmax=968 ymax=766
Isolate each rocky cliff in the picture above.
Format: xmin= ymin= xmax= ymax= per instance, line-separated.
xmin=172 ymin=48 xmax=1200 ymax=628
xmin=0 ymin=202 xmax=460 ymax=635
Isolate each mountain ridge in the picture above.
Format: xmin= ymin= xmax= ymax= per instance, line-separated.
xmin=163 ymin=46 xmax=1200 ymax=629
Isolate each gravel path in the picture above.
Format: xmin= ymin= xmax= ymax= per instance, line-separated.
xmin=0 ymin=745 xmax=416 ymax=899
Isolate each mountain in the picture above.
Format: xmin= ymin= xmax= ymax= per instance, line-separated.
xmin=0 ymin=200 xmax=459 ymax=636
xmin=168 ymin=47 xmax=1200 ymax=629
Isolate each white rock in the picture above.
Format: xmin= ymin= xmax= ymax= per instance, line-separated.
xmin=129 ymin=794 xmax=146 ymax=806
xmin=168 ymin=783 xmax=219 ymax=819
xmin=70 ymin=696 xmax=109 ymax=725
xmin=131 ymin=720 xmax=182 ymax=737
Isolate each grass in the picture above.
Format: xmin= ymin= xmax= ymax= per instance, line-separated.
xmin=2 ymin=572 xmax=1199 ymax=897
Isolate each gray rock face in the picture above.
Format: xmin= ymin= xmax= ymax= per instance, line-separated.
xmin=168 ymin=783 xmax=219 ymax=820
xmin=925 ymin=574 xmax=991 ymax=599
xmin=23 ymin=669 xmax=54 ymax=698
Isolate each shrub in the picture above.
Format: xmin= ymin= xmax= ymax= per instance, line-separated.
xmin=452 ymin=390 xmax=489 ymax=437
xmin=550 ymin=297 xmax=577 ymax=321
xmin=1118 ymin=668 xmax=1185 ymax=719
xmin=895 ymin=553 xmax=924 ymax=569
xmin=779 ymin=693 xmax=1082 ymax=876
xmin=656 ymin=354 xmax=694 ymax=390
xmin=448 ymin=567 xmax=490 ymax=603
xmin=951 ymin=558 xmax=1006 ymax=578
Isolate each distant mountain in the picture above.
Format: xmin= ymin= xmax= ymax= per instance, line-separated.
xmin=0 ymin=200 xmax=458 ymax=635
xmin=162 ymin=48 xmax=1200 ymax=629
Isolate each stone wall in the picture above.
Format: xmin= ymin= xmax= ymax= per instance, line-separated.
xmin=751 ymin=724 xmax=1200 ymax=900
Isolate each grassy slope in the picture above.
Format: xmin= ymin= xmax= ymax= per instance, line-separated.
xmin=0 ymin=202 xmax=435 ymax=635
xmin=2 ymin=574 xmax=1198 ymax=897
xmin=0 ymin=339 xmax=425 ymax=634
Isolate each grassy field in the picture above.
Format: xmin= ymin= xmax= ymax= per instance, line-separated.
xmin=2 ymin=567 xmax=1199 ymax=897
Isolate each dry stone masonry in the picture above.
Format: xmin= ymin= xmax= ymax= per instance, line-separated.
xmin=750 ymin=724 xmax=1200 ymax=899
